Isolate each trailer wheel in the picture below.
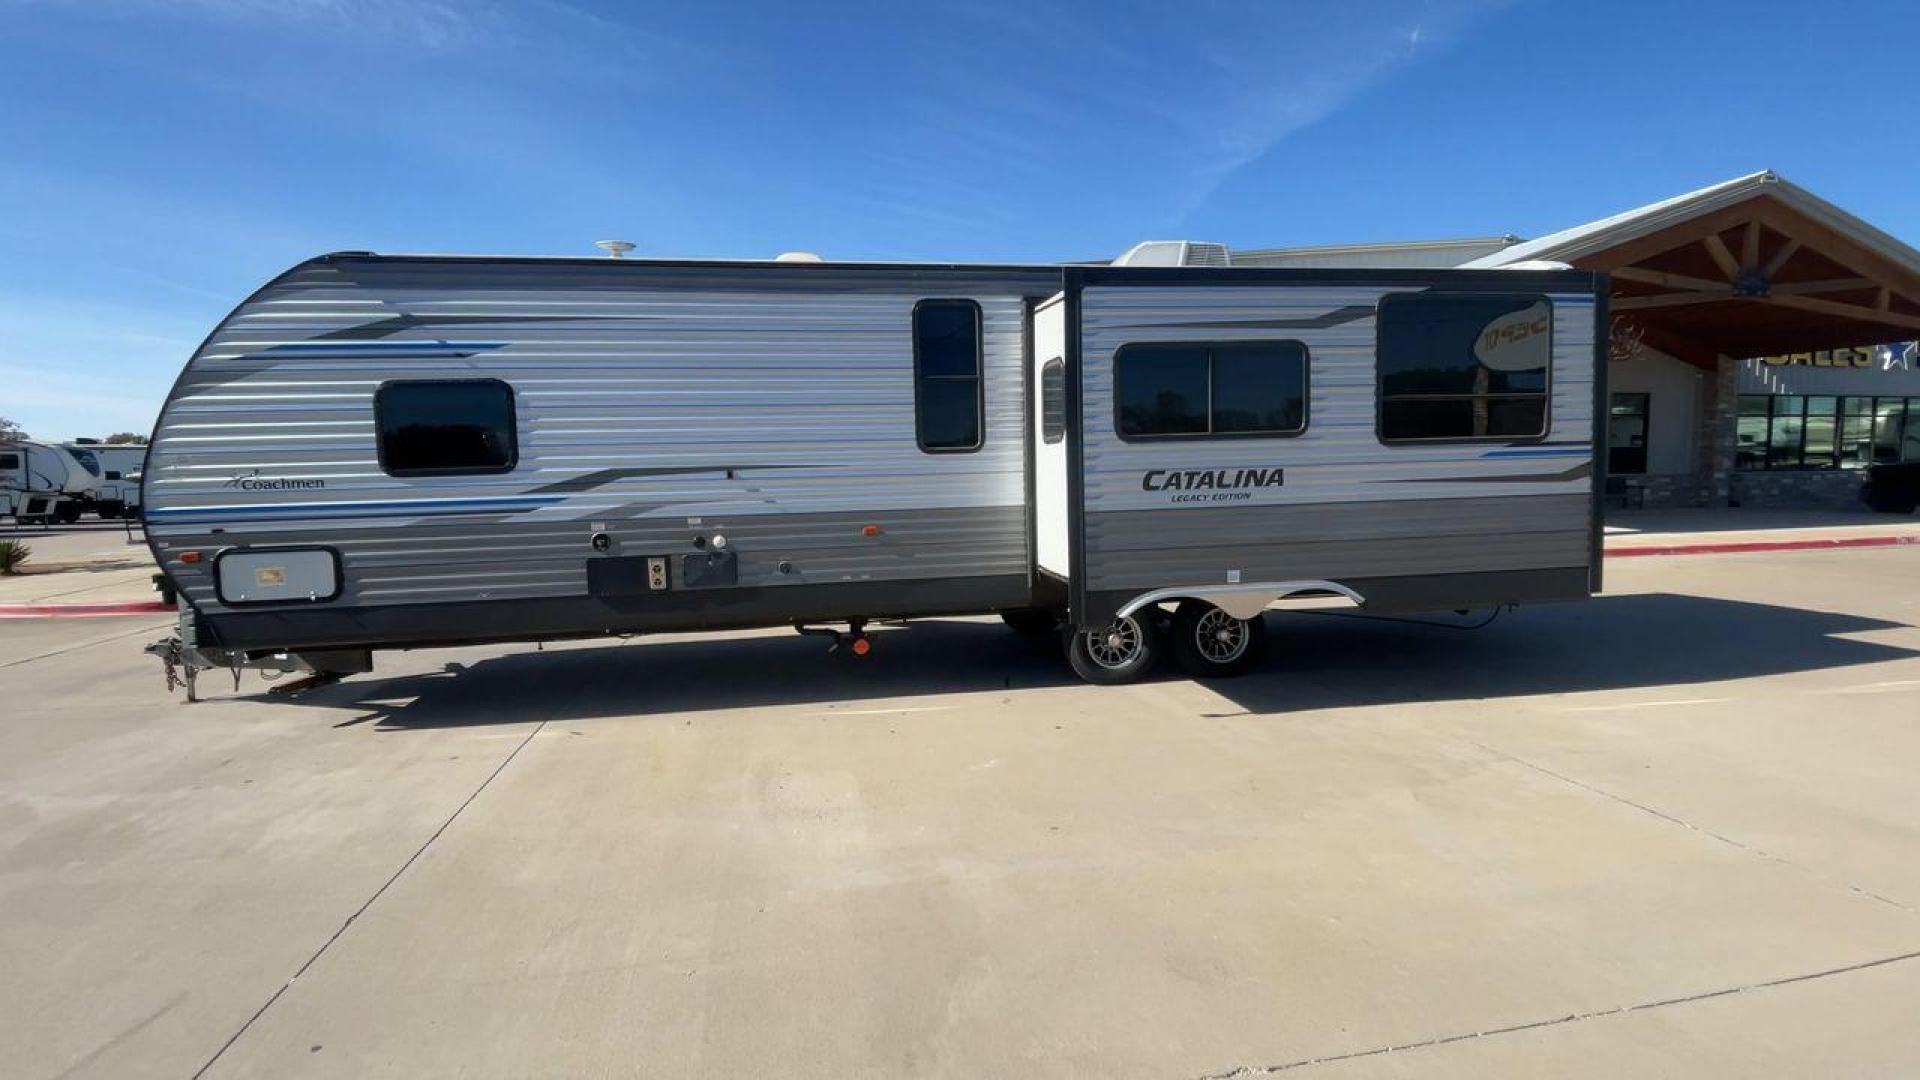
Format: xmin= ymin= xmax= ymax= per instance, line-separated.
xmin=1000 ymin=608 xmax=1060 ymax=637
xmin=1064 ymin=613 xmax=1159 ymax=684
xmin=1170 ymin=601 xmax=1265 ymax=678
xmin=54 ymin=502 xmax=81 ymax=524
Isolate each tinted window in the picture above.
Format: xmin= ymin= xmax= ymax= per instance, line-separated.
xmin=376 ymin=379 xmax=517 ymax=475
xmin=0 ymin=453 xmax=18 ymax=470
xmin=1377 ymin=293 xmax=1550 ymax=441
xmin=1212 ymin=343 xmax=1306 ymax=434
xmin=1041 ymin=358 xmax=1066 ymax=444
xmin=913 ymin=300 xmax=982 ymax=452
xmin=1117 ymin=345 xmax=1208 ymax=437
xmin=1116 ymin=341 xmax=1306 ymax=440
xmin=68 ymin=448 xmax=101 ymax=475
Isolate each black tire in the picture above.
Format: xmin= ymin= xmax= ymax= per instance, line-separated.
xmin=1064 ymin=613 xmax=1160 ymax=684
xmin=1169 ymin=600 xmax=1266 ymax=678
xmin=54 ymin=502 xmax=81 ymax=524
xmin=1000 ymin=608 xmax=1061 ymax=637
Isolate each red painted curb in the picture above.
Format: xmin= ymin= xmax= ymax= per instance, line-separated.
xmin=0 ymin=600 xmax=172 ymax=619
xmin=1606 ymin=533 xmax=1920 ymax=558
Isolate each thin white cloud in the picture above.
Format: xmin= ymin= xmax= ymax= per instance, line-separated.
xmin=851 ymin=0 xmax=1511 ymax=245
xmin=0 ymin=297 xmax=200 ymax=440
xmin=92 ymin=0 xmax=484 ymax=51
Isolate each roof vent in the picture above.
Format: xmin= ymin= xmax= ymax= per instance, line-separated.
xmin=775 ymin=251 xmax=824 ymax=263
xmin=1113 ymin=241 xmax=1232 ymax=267
xmin=594 ymin=240 xmax=636 ymax=258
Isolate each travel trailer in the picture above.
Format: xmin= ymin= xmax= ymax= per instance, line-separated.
xmin=62 ymin=442 xmax=147 ymax=518
xmin=141 ymin=252 xmax=1605 ymax=697
xmin=1 ymin=440 xmax=92 ymax=524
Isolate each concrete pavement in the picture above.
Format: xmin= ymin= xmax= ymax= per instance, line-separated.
xmin=1 ymin=547 xmax=1918 ymax=1078
xmin=0 ymin=521 xmax=158 ymax=606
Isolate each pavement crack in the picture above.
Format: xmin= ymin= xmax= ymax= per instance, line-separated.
xmin=1191 ymin=948 xmax=1920 ymax=1078
xmin=188 ymin=715 xmax=551 ymax=1079
xmin=1471 ymin=740 xmax=1914 ymax=913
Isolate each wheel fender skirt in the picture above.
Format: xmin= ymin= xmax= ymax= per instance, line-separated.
xmin=1115 ymin=581 xmax=1364 ymax=621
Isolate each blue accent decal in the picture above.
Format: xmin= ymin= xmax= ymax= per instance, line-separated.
xmin=146 ymin=494 xmax=565 ymax=524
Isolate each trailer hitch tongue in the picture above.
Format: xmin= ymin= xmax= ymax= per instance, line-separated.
xmin=145 ymin=636 xmax=202 ymax=701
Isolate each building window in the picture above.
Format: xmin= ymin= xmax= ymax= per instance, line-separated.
xmin=375 ymin=379 xmax=518 ymax=476
xmin=1376 ymin=293 xmax=1552 ymax=442
xmin=1608 ymin=393 xmax=1649 ymax=475
xmin=912 ymin=299 xmax=983 ymax=453
xmin=1737 ymin=394 xmax=1920 ymax=470
xmin=1040 ymin=358 xmax=1066 ymax=444
xmin=1114 ymin=340 xmax=1307 ymax=440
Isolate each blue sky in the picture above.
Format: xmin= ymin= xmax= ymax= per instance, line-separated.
xmin=3 ymin=0 xmax=1918 ymax=439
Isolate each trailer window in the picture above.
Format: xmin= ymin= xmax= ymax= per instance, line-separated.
xmin=1041 ymin=358 xmax=1066 ymax=444
xmin=0 ymin=453 xmax=18 ymax=470
xmin=913 ymin=300 xmax=983 ymax=452
xmin=375 ymin=379 xmax=518 ymax=476
xmin=1377 ymin=293 xmax=1550 ymax=442
xmin=1114 ymin=341 xmax=1307 ymax=440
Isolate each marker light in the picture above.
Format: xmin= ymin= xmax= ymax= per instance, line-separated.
xmin=862 ymin=524 xmax=882 ymax=538
xmin=178 ymin=551 xmax=201 ymax=564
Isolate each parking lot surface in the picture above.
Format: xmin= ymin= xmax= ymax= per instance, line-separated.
xmin=3 ymin=547 xmax=1918 ymax=1078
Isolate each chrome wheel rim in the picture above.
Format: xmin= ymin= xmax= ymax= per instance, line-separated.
xmin=1194 ymin=608 xmax=1250 ymax=664
xmin=1082 ymin=616 xmax=1145 ymax=669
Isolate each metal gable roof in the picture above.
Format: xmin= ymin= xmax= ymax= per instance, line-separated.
xmin=1459 ymin=170 xmax=1920 ymax=279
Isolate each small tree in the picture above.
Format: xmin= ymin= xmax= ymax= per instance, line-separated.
xmin=103 ymin=432 xmax=149 ymax=445
xmin=0 ymin=416 xmax=24 ymax=443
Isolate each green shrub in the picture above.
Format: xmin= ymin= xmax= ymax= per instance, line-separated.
xmin=0 ymin=540 xmax=30 ymax=575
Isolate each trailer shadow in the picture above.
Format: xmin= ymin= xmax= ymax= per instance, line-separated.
xmin=1215 ymin=590 xmax=1917 ymax=717
xmin=272 ymin=590 xmax=1918 ymax=729
xmin=297 ymin=618 xmax=1076 ymax=730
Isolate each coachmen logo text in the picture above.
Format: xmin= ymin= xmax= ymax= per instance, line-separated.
xmin=223 ymin=470 xmax=326 ymax=491
xmin=1142 ymin=467 xmax=1284 ymax=503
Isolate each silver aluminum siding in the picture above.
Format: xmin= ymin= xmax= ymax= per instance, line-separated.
xmin=147 ymin=258 xmax=1054 ymax=617
xmin=1077 ymin=284 xmax=1598 ymax=593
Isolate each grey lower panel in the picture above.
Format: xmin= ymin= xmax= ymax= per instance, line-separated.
xmin=198 ymin=574 xmax=1034 ymax=652
xmin=1080 ymin=566 xmax=1590 ymax=626
xmin=1083 ymin=495 xmax=1592 ymax=592
xmin=158 ymin=504 xmax=1027 ymax=616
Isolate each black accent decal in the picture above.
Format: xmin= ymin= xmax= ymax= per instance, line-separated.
xmin=528 ymin=464 xmax=823 ymax=494
xmin=316 ymin=314 xmax=628 ymax=340
xmin=1112 ymin=305 xmax=1374 ymax=331
xmin=1381 ymin=462 xmax=1593 ymax=483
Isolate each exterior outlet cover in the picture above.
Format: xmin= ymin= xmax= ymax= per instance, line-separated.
xmin=1227 ymin=569 xmax=1242 ymax=584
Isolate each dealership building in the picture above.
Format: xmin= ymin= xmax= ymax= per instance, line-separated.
xmin=1186 ymin=171 xmax=1920 ymax=509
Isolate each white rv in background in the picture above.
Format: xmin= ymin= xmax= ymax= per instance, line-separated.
xmin=142 ymin=251 xmax=1606 ymax=698
xmin=0 ymin=441 xmax=92 ymax=524
xmin=62 ymin=442 xmax=146 ymax=518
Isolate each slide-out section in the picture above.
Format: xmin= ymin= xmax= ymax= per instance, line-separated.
xmin=1069 ymin=270 xmax=1603 ymax=623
